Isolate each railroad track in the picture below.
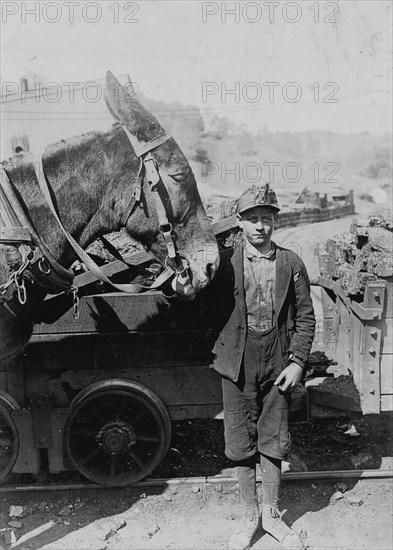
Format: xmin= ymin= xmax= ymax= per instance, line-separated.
xmin=1 ymin=469 xmax=392 ymax=494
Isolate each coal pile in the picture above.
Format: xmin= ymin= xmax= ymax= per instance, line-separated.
xmin=325 ymin=212 xmax=393 ymax=296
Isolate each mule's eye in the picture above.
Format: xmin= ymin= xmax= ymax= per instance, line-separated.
xmin=170 ymin=173 xmax=188 ymax=183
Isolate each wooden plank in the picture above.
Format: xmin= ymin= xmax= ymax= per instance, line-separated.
xmin=381 ymin=318 xmax=393 ymax=354
xmin=34 ymin=289 xmax=220 ymax=336
xmin=34 ymin=292 xmax=172 ymax=335
xmin=11 ymin=410 xmax=39 ymax=474
xmin=48 ymin=408 xmax=70 ymax=473
xmin=25 ymin=330 xmax=217 ymax=375
xmin=58 ymin=365 xmax=222 ymax=409
xmin=316 ymin=278 xmax=384 ymax=321
xmin=380 ymin=354 xmax=393 ymax=395
xmin=168 ymin=404 xmax=223 ymax=421
xmin=71 ymin=249 xmax=154 ymax=289
xmin=359 ymin=324 xmax=381 ymax=414
xmin=335 ymin=299 xmax=352 ymax=374
xmin=383 ymin=278 xmax=393 ymax=318
xmin=350 ymin=301 xmax=382 ymax=321
xmin=380 ymin=394 xmax=393 ymax=412
xmin=352 ymin=314 xmax=364 ymax=393
xmin=364 ymin=281 xmax=386 ymax=311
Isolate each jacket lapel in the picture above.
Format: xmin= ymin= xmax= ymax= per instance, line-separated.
xmin=231 ymin=236 xmax=246 ymax=312
xmin=275 ymin=245 xmax=292 ymax=318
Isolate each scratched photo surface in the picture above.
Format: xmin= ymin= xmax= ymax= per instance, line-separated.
xmin=1 ymin=2 xmax=392 ymax=550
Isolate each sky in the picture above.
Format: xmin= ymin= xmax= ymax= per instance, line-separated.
xmin=1 ymin=0 xmax=392 ymax=134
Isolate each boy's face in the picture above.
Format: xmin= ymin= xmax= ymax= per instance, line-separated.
xmin=237 ymin=206 xmax=276 ymax=248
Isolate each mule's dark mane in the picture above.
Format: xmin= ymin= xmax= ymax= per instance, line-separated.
xmin=45 ymin=130 xmax=103 ymax=157
xmin=43 ymin=129 xmax=115 ymax=167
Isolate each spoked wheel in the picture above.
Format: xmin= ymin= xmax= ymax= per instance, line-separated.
xmin=65 ymin=380 xmax=171 ymax=486
xmin=0 ymin=391 xmax=19 ymax=483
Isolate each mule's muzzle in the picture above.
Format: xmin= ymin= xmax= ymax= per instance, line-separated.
xmin=165 ymin=255 xmax=194 ymax=297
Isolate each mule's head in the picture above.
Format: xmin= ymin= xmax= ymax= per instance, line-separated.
xmin=105 ymin=72 xmax=219 ymax=297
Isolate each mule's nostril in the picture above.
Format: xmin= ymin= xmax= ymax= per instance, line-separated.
xmin=205 ymin=263 xmax=215 ymax=281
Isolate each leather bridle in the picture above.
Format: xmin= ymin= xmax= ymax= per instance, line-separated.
xmin=0 ymin=125 xmax=192 ymax=309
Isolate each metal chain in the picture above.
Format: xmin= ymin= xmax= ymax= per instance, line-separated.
xmin=0 ymin=245 xmax=35 ymax=304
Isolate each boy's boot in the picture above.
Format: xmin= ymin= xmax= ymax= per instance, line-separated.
xmin=228 ymin=499 xmax=260 ymax=550
xmin=261 ymin=504 xmax=305 ymax=550
xmin=228 ymin=459 xmax=260 ymax=550
xmin=260 ymin=454 xmax=305 ymax=550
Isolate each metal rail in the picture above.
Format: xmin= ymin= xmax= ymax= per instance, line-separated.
xmin=1 ymin=469 xmax=392 ymax=493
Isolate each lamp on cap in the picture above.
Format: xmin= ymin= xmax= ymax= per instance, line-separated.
xmin=237 ymin=183 xmax=280 ymax=214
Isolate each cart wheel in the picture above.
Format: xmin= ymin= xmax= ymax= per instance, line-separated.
xmin=65 ymin=380 xmax=171 ymax=486
xmin=0 ymin=391 xmax=19 ymax=483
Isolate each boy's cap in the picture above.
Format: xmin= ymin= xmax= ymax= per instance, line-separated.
xmin=238 ymin=184 xmax=280 ymax=214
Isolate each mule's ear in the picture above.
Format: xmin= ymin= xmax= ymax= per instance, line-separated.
xmin=104 ymin=89 xmax=121 ymax=122
xmin=105 ymin=71 xmax=165 ymax=144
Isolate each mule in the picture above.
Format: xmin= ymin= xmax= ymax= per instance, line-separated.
xmin=0 ymin=71 xmax=219 ymax=404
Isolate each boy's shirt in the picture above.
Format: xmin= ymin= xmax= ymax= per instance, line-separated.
xmin=244 ymin=240 xmax=276 ymax=331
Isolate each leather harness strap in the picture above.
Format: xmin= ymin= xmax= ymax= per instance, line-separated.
xmin=33 ymin=153 xmax=175 ymax=294
xmin=119 ymin=131 xmax=171 ymax=226
xmin=0 ymin=170 xmax=32 ymax=243
xmin=1 ymin=164 xmax=74 ymax=291
xmin=1 ymin=127 xmax=185 ymax=300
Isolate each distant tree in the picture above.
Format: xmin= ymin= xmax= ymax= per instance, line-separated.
xmin=190 ymin=144 xmax=210 ymax=164
xmin=366 ymin=146 xmax=392 ymax=179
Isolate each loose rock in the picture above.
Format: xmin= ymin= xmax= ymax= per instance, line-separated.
xmin=334 ymin=482 xmax=347 ymax=493
xmin=147 ymin=523 xmax=160 ymax=537
xmin=347 ymin=495 xmax=363 ymax=506
xmin=9 ymin=505 xmax=24 ymax=518
xmin=299 ymin=529 xmax=308 ymax=540
xmin=58 ymin=505 xmax=72 ymax=517
xmin=350 ymin=452 xmax=373 ymax=469
xmin=38 ymin=501 xmax=48 ymax=511
xmin=163 ymin=493 xmax=172 ymax=501
xmin=330 ymin=491 xmax=344 ymax=503
xmin=102 ymin=518 xmax=127 ymax=541
xmin=104 ymin=528 xmax=116 ymax=541
xmin=344 ymin=425 xmax=360 ymax=437
xmin=8 ymin=520 xmax=22 ymax=529
xmin=192 ymin=485 xmax=201 ymax=493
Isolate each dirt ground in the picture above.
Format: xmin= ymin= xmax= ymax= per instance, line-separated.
xmin=1 ymin=413 xmax=392 ymax=550
xmin=1 ymin=477 xmax=392 ymax=550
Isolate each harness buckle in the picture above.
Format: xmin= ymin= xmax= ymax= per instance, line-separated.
xmin=144 ymin=156 xmax=160 ymax=186
xmin=38 ymin=257 xmax=51 ymax=275
xmin=71 ymin=286 xmax=80 ymax=320
xmin=132 ymin=184 xmax=142 ymax=202
xmin=165 ymin=254 xmax=190 ymax=275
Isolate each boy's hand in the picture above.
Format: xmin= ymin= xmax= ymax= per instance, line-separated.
xmin=274 ymin=363 xmax=303 ymax=392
